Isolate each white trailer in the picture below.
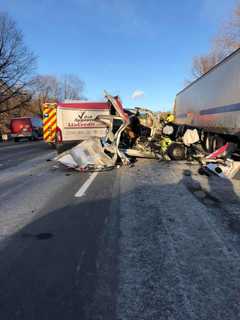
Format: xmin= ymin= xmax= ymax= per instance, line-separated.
xmin=174 ymin=48 xmax=240 ymax=151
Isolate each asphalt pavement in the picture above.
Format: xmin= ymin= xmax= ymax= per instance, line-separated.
xmin=0 ymin=140 xmax=119 ymax=320
xmin=0 ymin=140 xmax=53 ymax=170
xmin=1 ymin=141 xmax=240 ymax=319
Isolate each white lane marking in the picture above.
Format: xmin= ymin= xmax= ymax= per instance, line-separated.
xmin=75 ymin=172 xmax=98 ymax=197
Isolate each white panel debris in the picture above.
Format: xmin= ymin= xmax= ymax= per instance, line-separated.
xmin=56 ymin=138 xmax=116 ymax=171
xmin=182 ymin=129 xmax=200 ymax=146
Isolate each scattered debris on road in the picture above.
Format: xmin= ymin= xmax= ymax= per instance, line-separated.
xmin=56 ymin=138 xmax=119 ymax=171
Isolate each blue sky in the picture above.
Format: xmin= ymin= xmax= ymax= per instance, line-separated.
xmin=1 ymin=0 xmax=238 ymax=110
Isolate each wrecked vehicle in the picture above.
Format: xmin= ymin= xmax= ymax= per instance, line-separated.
xmin=55 ymin=91 xmax=200 ymax=171
xmin=55 ymin=91 xmax=240 ymax=179
xmin=122 ymin=108 xmax=187 ymax=161
xmin=56 ymin=92 xmax=131 ymax=171
xmin=56 ymin=93 xmax=186 ymax=171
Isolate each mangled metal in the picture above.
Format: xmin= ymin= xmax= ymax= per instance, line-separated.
xmin=56 ymin=98 xmax=187 ymax=170
xmin=122 ymin=107 xmax=173 ymax=160
xmin=55 ymin=91 xmax=240 ymax=178
xmin=56 ymin=91 xmax=131 ymax=171
xmin=56 ymin=138 xmax=116 ymax=171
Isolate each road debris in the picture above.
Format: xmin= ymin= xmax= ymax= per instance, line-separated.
xmin=206 ymin=143 xmax=230 ymax=160
xmin=197 ymin=143 xmax=240 ymax=179
xmin=201 ymin=159 xmax=240 ymax=179
xmin=56 ymin=138 xmax=117 ymax=171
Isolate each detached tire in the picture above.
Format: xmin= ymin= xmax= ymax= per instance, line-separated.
xmin=167 ymin=143 xmax=186 ymax=160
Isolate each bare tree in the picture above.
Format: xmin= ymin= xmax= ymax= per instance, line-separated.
xmin=191 ymin=3 xmax=240 ymax=79
xmin=30 ymin=73 xmax=87 ymax=114
xmin=214 ymin=3 xmax=240 ymax=56
xmin=191 ymin=51 xmax=224 ymax=79
xmin=61 ymin=74 xmax=86 ymax=100
xmin=0 ymin=12 xmax=36 ymax=114
xmin=33 ymin=75 xmax=61 ymax=101
xmin=31 ymin=75 xmax=61 ymax=113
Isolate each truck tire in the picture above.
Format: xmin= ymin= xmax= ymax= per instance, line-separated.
xmin=203 ymin=133 xmax=225 ymax=153
xmin=54 ymin=134 xmax=66 ymax=154
xmin=212 ymin=135 xmax=225 ymax=150
xmin=167 ymin=143 xmax=186 ymax=160
xmin=203 ymin=133 xmax=214 ymax=153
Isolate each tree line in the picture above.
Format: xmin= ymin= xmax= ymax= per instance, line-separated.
xmin=191 ymin=3 xmax=240 ymax=79
xmin=0 ymin=12 xmax=86 ymax=132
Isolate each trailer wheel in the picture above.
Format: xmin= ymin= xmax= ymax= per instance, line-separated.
xmin=203 ymin=133 xmax=214 ymax=153
xmin=203 ymin=133 xmax=225 ymax=153
xmin=213 ymin=135 xmax=225 ymax=150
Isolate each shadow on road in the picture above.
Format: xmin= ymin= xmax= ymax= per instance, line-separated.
xmin=181 ymin=168 xmax=240 ymax=233
xmin=0 ymin=194 xmax=119 ymax=320
xmin=1 ymin=170 xmax=240 ymax=319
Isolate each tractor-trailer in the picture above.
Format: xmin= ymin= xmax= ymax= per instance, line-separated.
xmin=174 ymin=48 xmax=240 ymax=151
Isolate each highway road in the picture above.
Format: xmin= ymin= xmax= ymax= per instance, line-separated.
xmin=0 ymin=140 xmax=53 ymax=170
xmin=1 ymin=141 xmax=240 ymax=319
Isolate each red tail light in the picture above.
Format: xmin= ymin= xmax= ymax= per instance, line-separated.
xmin=56 ymin=127 xmax=62 ymax=143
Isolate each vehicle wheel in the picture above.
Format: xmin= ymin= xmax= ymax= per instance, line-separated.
xmin=32 ymin=131 xmax=39 ymax=141
xmin=212 ymin=135 xmax=225 ymax=150
xmin=203 ymin=133 xmax=214 ymax=153
xmin=14 ymin=138 xmax=19 ymax=142
xmin=167 ymin=143 xmax=186 ymax=160
xmin=203 ymin=134 xmax=225 ymax=153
